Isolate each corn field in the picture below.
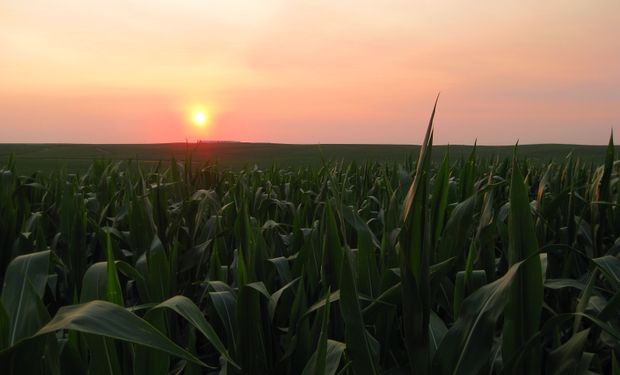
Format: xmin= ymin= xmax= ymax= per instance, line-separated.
xmin=1 ymin=108 xmax=619 ymax=374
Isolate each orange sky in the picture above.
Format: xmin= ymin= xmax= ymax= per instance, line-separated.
xmin=1 ymin=1 xmax=619 ymax=144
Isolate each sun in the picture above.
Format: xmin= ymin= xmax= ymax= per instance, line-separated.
xmin=185 ymin=103 xmax=215 ymax=131
xmin=192 ymin=111 xmax=208 ymax=127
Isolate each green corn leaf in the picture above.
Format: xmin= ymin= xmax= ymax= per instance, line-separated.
xmin=36 ymin=300 xmax=207 ymax=367
xmin=573 ymin=270 xmax=597 ymax=334
xmin=546 ymin=329 xmax=590 ymax=375
xmin=477 ymin=172 xmax=497 ymax=280
xmin=428 ymin=311 xmax=448 ymax=361
xmin=149 ymin=295 xmax=240 ymax=369
xmin=436 ymin=194 xmax=477 ymax=263
xmin=80 ymin=262 xmax=108 ymax=302
xmin=301 ymin=339 xmax=345 ymax=375
xmin=339 ymin=247 xmax=380 ymax=375
xmin=592 ymin=255 xmax=620 ymax=289
xmin=322 ymin=203 xmax=343 ymax=290
xmin=83 ymin=334 xmax=122 ymax=375
xmin=459 ymin=141 xmax=477 ymax=200
xmin=208 ymin=290 xmax=238 ymax=356
xmin=268 ymin=277 xmax=300 ymax=322
xmin=398 ymin=95 xmax=438 ymax=374
xmin=237 ymin=283 xmax=270 ymax=374
xmin=431 ymin=151 xmax=450 ymax=251
xmin=432 ymin=259 xmax=526 ymax=375
xmin=356 ymin=229 xmax=380 ymax=299
xmin=302 ymin=288 xmax=330 ymax=375
xmin=502 ymin=154 xmax=543 ymax=373
xmin=1 ymin=250 xmax=50 ymax=346
xmin=81 ymin=259 xmax=124 ymax=375
xmin=104 ymin=231 xmax=123 ymax=306
xmin=146 ymin=236 xmax=172 ymax=303
xmin=453 ymin=269 xmax=487 ymax=317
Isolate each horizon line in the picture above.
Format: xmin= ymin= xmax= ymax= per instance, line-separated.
xmin=0 ymin=141 xmax=617 ymax=147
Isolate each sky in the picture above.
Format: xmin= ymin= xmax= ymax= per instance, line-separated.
xmin=1 ymin=1 xmax=619 ymax=145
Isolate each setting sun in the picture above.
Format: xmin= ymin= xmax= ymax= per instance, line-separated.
xmin=193 ymin=111 xmax=207 ymax=127
xmin=185 ymin=103 xmax=216 ymax=134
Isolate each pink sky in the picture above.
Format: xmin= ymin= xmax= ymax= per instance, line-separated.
xmin=1 ymin=1 xmax=619 ymax=144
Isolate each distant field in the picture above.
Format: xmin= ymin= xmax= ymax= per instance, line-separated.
xmin=0 ymin=142 xmax=616 ymax=173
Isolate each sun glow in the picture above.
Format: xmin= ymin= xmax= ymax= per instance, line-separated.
xmin=188 ymin=105 xmax=213 ymax=129
xmin=193 ymin=111 xmax=207 ymax=126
